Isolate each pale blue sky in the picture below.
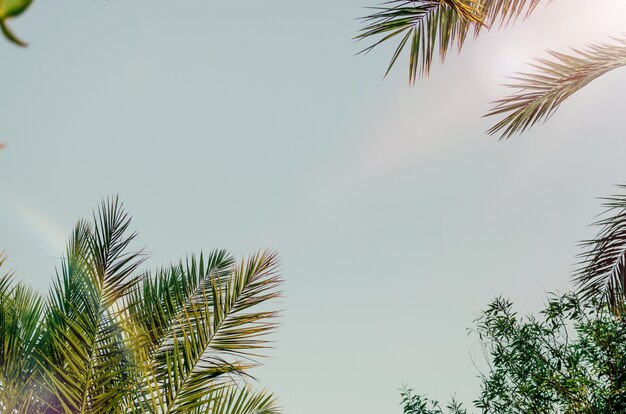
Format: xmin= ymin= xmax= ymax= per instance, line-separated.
xmin=1 ymin=1 xmax=626 ymax=412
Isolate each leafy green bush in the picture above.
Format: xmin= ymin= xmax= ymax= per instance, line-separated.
xmin=402 ymin=294 xmax=626 ymax=413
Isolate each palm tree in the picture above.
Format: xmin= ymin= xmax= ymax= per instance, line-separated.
xmin=575 ymin=186 xmax=626 ymax=314
xmin=0 ymin=197 xmax=282 ymax=414
xmin=357 ymin=0 xmax=626 ymax=139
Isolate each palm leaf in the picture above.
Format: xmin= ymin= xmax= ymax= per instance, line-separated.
xmin=481 ymin=0 xmax=547 ymax=27
xmin=357 ymin=1 xmax=474 ymax=83
xmin=207 ymin=385 xmax=280 ymax=414
xmin=357 ymin=0 xmax=550 ymax=83
xmin=574 ymin=185 xmax=626 ymax=313
xmin=40 ymin=197 xmax=145 ymax=414
xmin=0 ymin=255 xmax=46 ymax=413
xmin=122 ymin=250 xmax=236 ymax=412
xmin=132 ymin=251 xmax=282 ymax=413
xmin=125 ymin=250 xmax=235 ymax=360
xmin=486 ymin=37 xmax=626 ymax=139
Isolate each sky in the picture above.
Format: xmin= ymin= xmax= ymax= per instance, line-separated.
xmin=1 ymin=1 xmax=626 ymax=412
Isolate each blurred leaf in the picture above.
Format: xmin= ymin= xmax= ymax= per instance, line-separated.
xmin=0 ymin=0 xmax=33 ymax=47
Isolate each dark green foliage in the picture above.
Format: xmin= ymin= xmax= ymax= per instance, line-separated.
xmin=401 ymin=388 xmax=466 ymax=414
xmin=475 ymin=294 xmax=626 ymax=413
xmin=402 ymin=294 xmax=626 ymax=413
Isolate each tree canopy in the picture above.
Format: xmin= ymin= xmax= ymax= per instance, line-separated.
xmin=0 ymin=197 xmax=282 ymax=414
xmin=402 ymin=293 xmax=626 ymax=414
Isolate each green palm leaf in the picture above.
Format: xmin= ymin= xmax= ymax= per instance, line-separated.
xmin=357 ymin=1 xmax=474 ymax=84
xmin=41 ymin=197 xmax=145 ymax=414
xmin=0 ymin=254 xmax=45 ymax=413
xmin=486 ymin=37 xmax=626 ymax=139
xmin=125 ymin=250 xmax=235 ymax=360
xmin=207 ymin=385 xmax=280 ymax=414
xmin=357 ymin=0 xmax=550 ymax=83
xmin=574 ymin=185 xmax=626 ymax=313
xmin=131 ymin=251 xmax=282 ymax=413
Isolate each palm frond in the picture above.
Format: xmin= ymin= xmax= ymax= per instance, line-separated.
xmin=481 ymin=0 xmax=548 ymax=28
xmin=125 ymin=250 xmax=235 ymax=359
xmin=357 ymin=0 xmax=550 ymax=83
xmin=207 ymin=385 xmax=280 ymax=414
xmin=486 ymin=37 xmax=626 ymax=139
xmin=0 ymin=254 xmax=46 ymax=413
xmin=0 ymin=252 xmax=12 ymax=285
xmin=135 ymin=250 xmax=282 ymax=413
xmin=357 ymin=1 xmax=474 ymax=83
xmin=121 ymin=251 xmax=236 ymax=412
xmin=574 ymin=185 xmax=626 ymax=313
xmin=91 ymin=196 xmax=146 ymax=305
xmin=40 ymin=197 xmax=145 ymax=414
